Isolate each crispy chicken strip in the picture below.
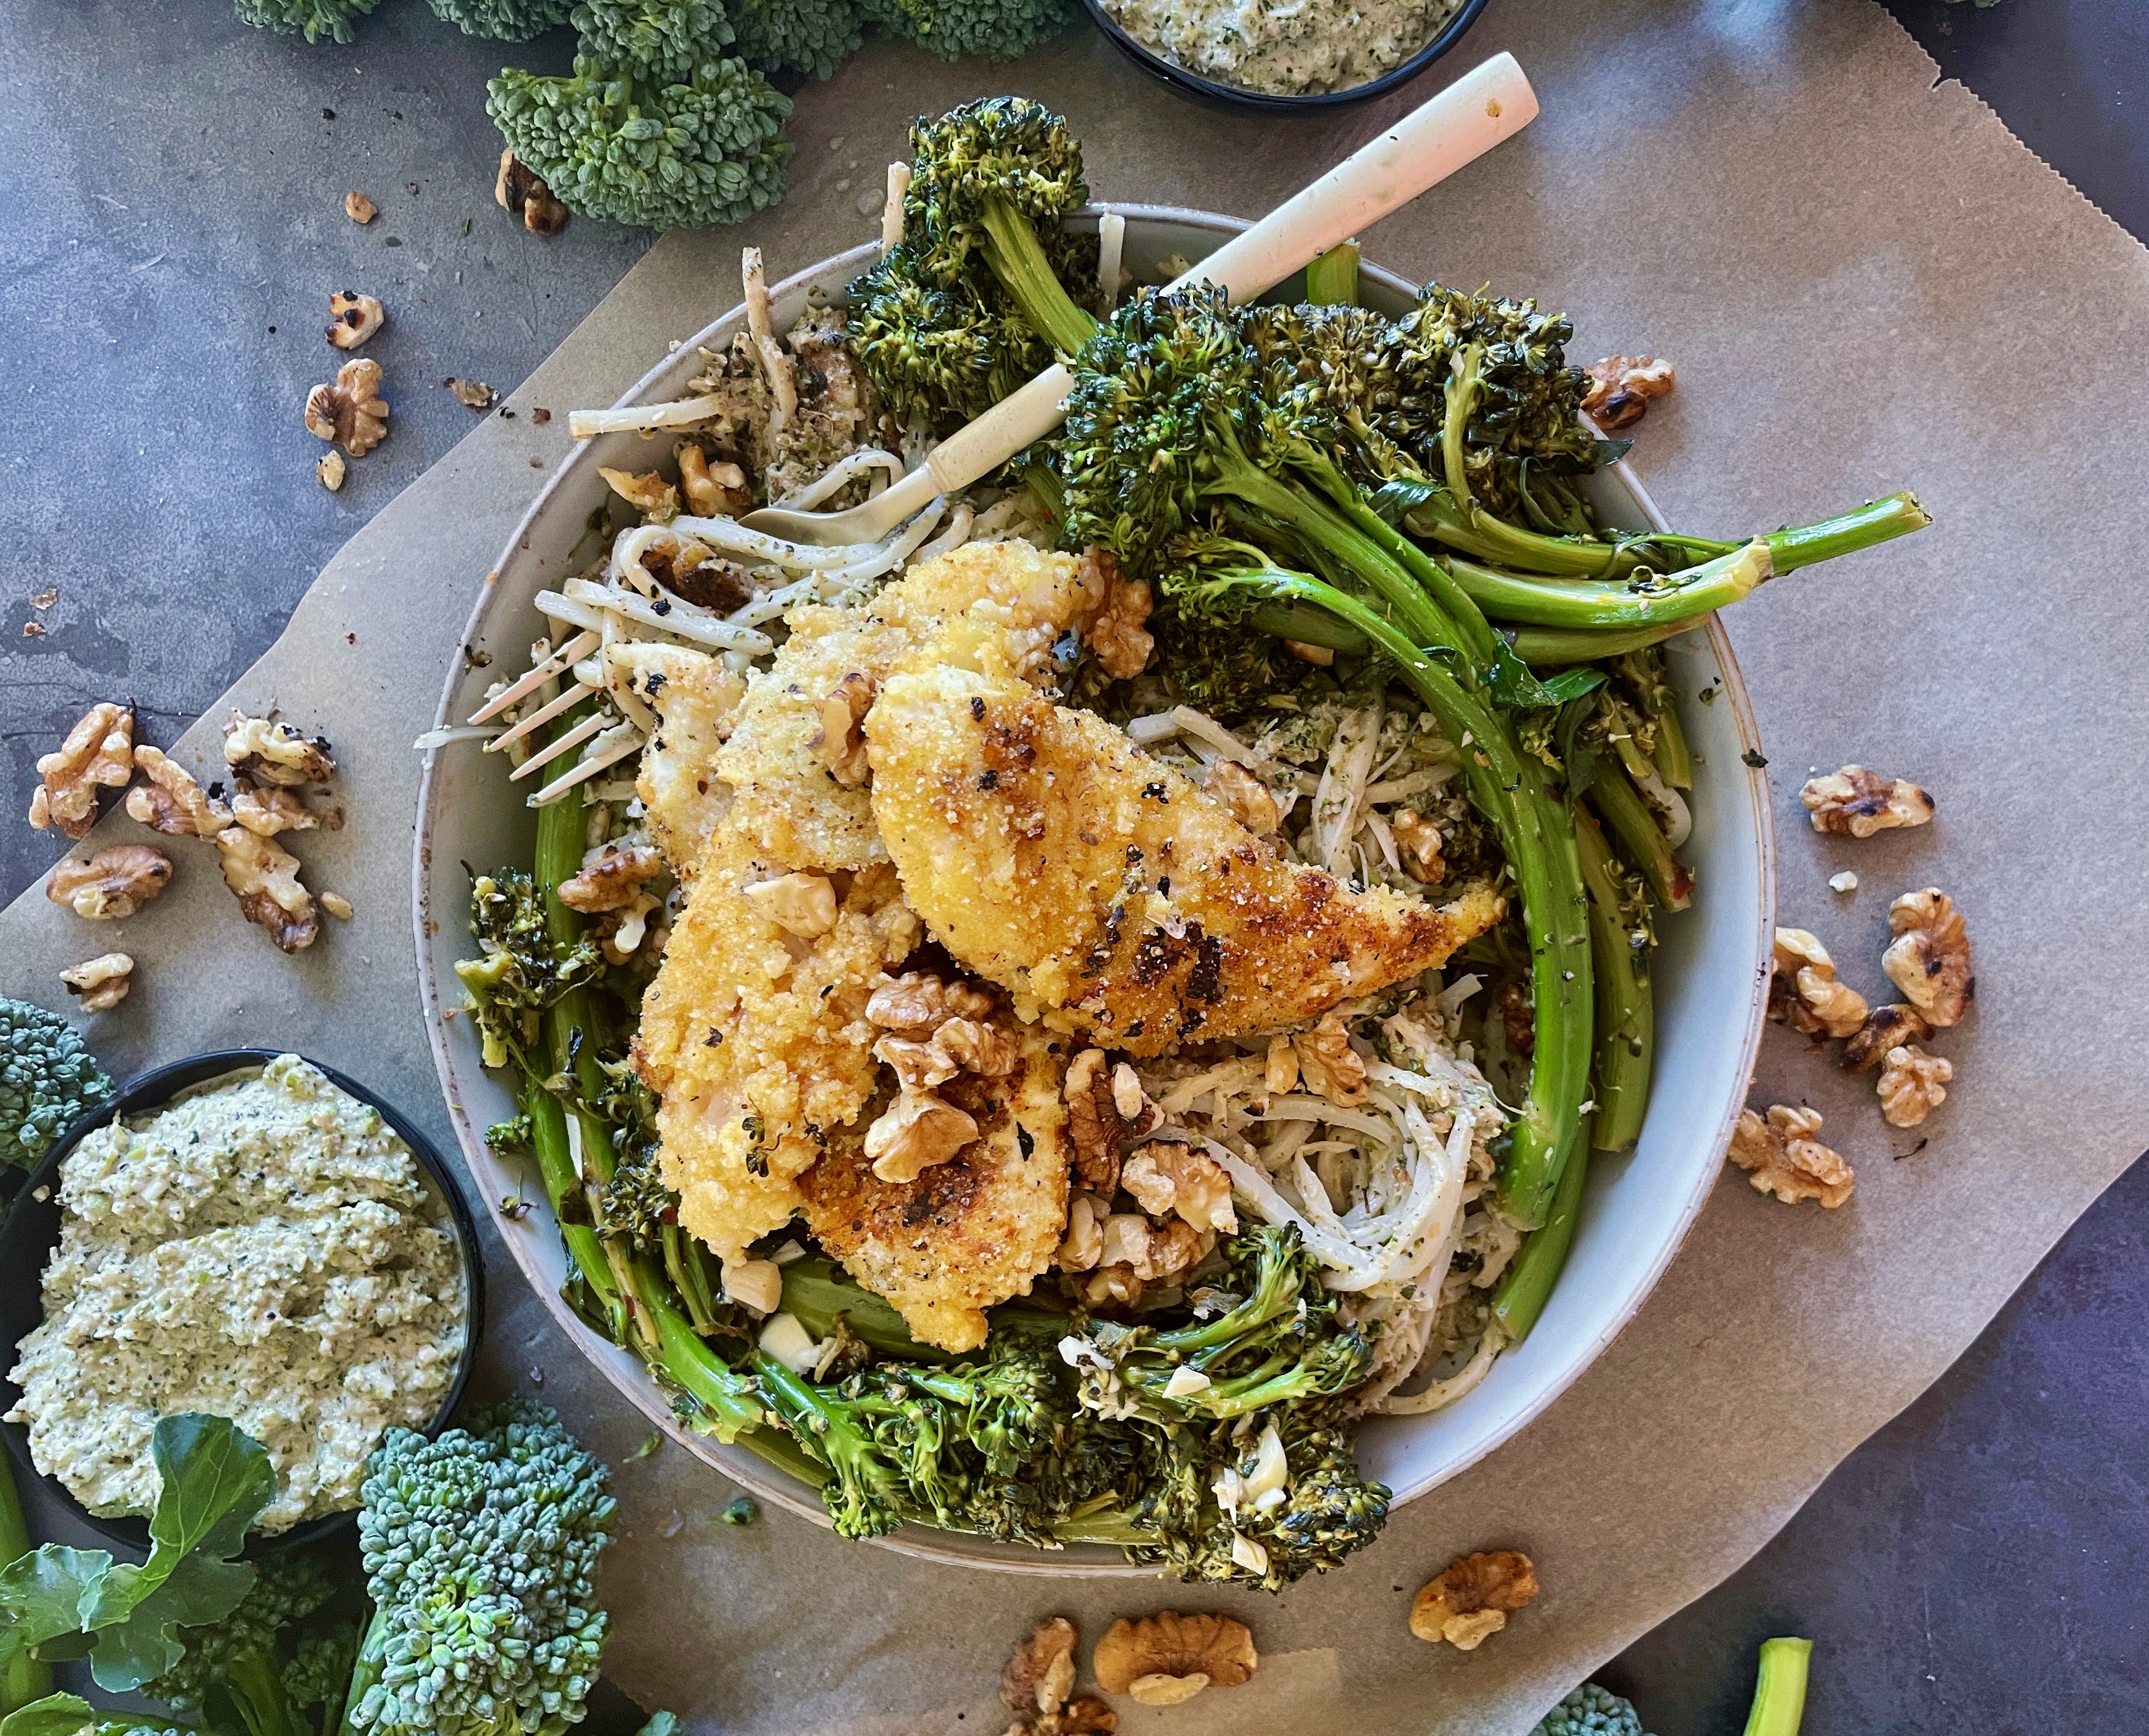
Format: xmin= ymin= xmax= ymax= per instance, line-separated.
xmin=798 ymin=1027 xmax=1070 ymax=1352
xmin=611 ymin=642 xmax=745 ymax=879
xmin=866 ymin=667 xmax=1507 ymax=1056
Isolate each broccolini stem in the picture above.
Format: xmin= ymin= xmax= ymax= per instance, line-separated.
xmin=1249 ymin=601 xmax=1368 ymax=654
xmin=662 ymin=1222 xmax=721 ymax=1337
xmin=1489 ymin=1114 xmax=1592 ymax=1344
xmin=1585 ymin=755 xmax=1692 ymax=912
xmin=1407 ymin=477 xmax=1639 ymax=580
xmin=1649 ymin=693 xmax=1694 ymax=788
xmin=1666 ymin=491 xmax=1930 ymax=574
xmin=1741 ymin=1637 xmax=1813 ymax=1736
xmin=1443 ymin=540 xmax=1770 ymax=630
xmin=225 ymin=1650 xmax=300 ymax=1736
xmin=1303 ymin=240 xmax=1360 ymax=306
xmin=0 ymin=1451 xmax=52 ymax=1713
xmin=779 ymin=1256 xmax=951 ymax=1361
xmin=975 ymin=196 xmax=1099 ymax=356
xmin=644 ymin=1293 xmax=768 ymax=1443
xmin=1574 ymin=807 xmax=1653 ymax=1152
xmin=334 ymin=1604 xmax=390 ymax=1736
xmin=1511 ymin=617 xmax=1698 ymax=664
xmin=1440 ymin=343 xmax=1482 ymax=517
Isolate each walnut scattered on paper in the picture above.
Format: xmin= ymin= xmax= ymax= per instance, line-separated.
xmin=999 ymin=1617 xmax=1114 ymax=1736
xmin=225 ymin=714 xmax=337 ymax=787
xmin=61 ymin=952 xmax=134 ymax=1012
xmin=1882 ymin=888 xmax=1973 ymax=1027
xmin=214 ymin=827 xmax=320 ymax=953
xmin=47 ymin=846 xmax=172 ymax=920
xmin=1092 ymin=1610 xmax=1257 ymax=1706
xmin=1727 ymin=1104 xmax=1853 ymax=1207
xmin=1840 ymin=1002 xmax=1933 ymax=1073
xmin=1799 ymin=765 xmax=1934 ymax=838
xmin=344 ymin=190 xmax=378 ymax=224
xmin=1768 ymin=926 xmax=1869 ymax=1039
xmin=1410 ymin=1550 xmax=1541 ymax=1651
xmin=1878 ymin=1043 xmax=1952 ymax=1127
xmin=126 ymin=746 xmax=232 ymax=838
xmin=447 ymin=376 xmax=497 ymax=411
xmin=1582 ymin=354 xmax=1675 ymax=430
xmin=28 ymin=702 xmax=135 ymax=838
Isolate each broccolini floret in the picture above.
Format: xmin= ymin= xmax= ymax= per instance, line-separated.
xmin=569 ymin=0 xmax=734 ymax=83
xmin=859 ymin=0 xmax=1072 ymax=61
xmin=281 ymin=1621 xmax=360 ymax=1736
xmin=729 ymin=0 xmax=861 ymax=79
xmin=233 ymin=0 xmax=379 ymax=42
xmin=456 ymin=872 xmax=602 ymax=1073
xmin=425 ymin=0 xmax=573 ymax=36
xmin=345 ymin=1403 xmax=615 ymax=1736
xmin=1531 ymin=1684 xmax=1653 ymax=1736
xmin=487 ymin=55 xmax=792 ymax=230
xmin=143 ymin=1554 xmax=337 ymax=1736
xmin=0 ymin=997 xmax=111 ymax=1169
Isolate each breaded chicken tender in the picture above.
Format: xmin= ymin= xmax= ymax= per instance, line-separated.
xmin=611 ymin=642 xmax=746 ymax=878
xmin=634 ymin=812 xmax=921 ymax=1266
xmin=798 ymin=1026 xmax=1070 ymax=1352
xmin=866 ymin=667 xmax=1507 ymax=1056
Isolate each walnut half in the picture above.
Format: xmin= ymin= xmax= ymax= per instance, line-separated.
xmin=61 ymin=952 xmax=134 ymax=1012
xmin=48 ymin=846 xmax=172 ymax=920
xmin=1120 ymin=1139 xmax=1237 ymax=1234
xmin=213 ymin=827 xmax=319 ymax=953
xmin=325 ymin=290 xmax=384 ymax=351
xmin=558 ymin=844 xmax=664 ymax=913
xmin=1000 ymin=1617 xmax=1114 ymax=1736
xmin=1878 ymin=1043 xmax=1952 ymax=1127
xmin=863 ymin=1087 xmax=978 ymax=1184
xmin=1063 ymin=1049 xmax=1163 ymax=1194
xmin=226 ymin=714 xmax=337 ymax=787
xmin=1768 ymin=927 xmax=1869 ymax=1039
xmin=1727 ymin=1104 xmax=1853 ymax=1207
xmin=1582 ymin=354 xmax=1675 ymax=430
xmin=1799 ymin=765 xmax=1934 ymax=838
xmin=1882 ymin=888 xmax=1973 ymax=1027
xmin=1410 ymin=1550 xmax=1540 ymax=1651
xmin=304 ymin=357 xmax=389 ymax=457
xmin=1293 ymin=1009 xmax=1369 ymax=1106
xmin=28 ymin=702 xmax=135 ymax=838
xmin=1092 ymin=1611 xmax=1257 ymax=1705
xmin=1076 ymin=547 xmax=1154 ymax=680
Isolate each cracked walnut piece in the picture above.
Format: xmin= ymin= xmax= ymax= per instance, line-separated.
xmin=677 ymin=443 xmax=751 ymax=517
xmin=741 ymin=871 xmax=838 ymax=937
xmin=599 ymin=467 xmax=679 ymax=520
xmin=1000 ymin=1617 xmax=1114 ymax=1736
xmin=1093 ymin=1611 xmax=1257 ymax=1706
xmin=28 ymin=702 xmax=135 ymax=838
xmin=1799 ymin=765 xmax=1935 ymax=838
xmin=1063 ymin=1049 xmax=1163 ymax=1193
xmin=809 ymin=671 xmax=875 ymax=787
xmin=1077 ymin=547 xmax=1154 ymax=680
xmin=1882 ymin=888 xmax=1973 ymax=1027
xmin=1581 ymin=354 xmax=1675 ymax=430
xmin=1879 ymin=1043 xmax=1952 ymax=1127
xmin=214 ymin=827 xmax=319 ymax=953
xmin=866 ymin=969 xmax=996 ymax=1032
xmin=47 ymin=847 xmax=173 ymax=921
xmin=496 ymin=147 xmax=569 ymax=235
xmin=1768 ymin=927 xmax=1869 ymax=1039
xmin=1294 ymin=1009 xmax=1370 ymax=1106
xmin=344 ymin=190 xmax=377 ymax=224
xmin=61 ymin=952 xmax=134 ymax=1012
xmin=1728 ymin=1105 xmax=1853 ymax=1207
xmin=126 ymin=746 xmax=232 ymax=838
xmin=1120 ymin=1140 xmax=1237 ymax=1234
xmin=226 ymin=714 xmax=337 ymax=787
xmin=1410 ymin=1550 xmax=1541 ymax=1651
xmin=325 ymin=290 xmax=384 ymax=351
xmin=317 ymin=450 xmax=347 ymax=491
xmin=1390 ymin=807 xmax=1445 ymax=881
xmin=232 ymin=782 xmax=339 ymax=837
xmin=447 ymin=377 xmax=496 ymax=411
xmin=1203 ymin=760 xmax=1278 ymax=835
xmin=559 ymin=844 xmax=664 ymax=914
xmin=304 ymin=357 xmax=389 ymax=457
xmin=1842 ymin=1002 xmax=1933 ymax=1073
xmin=863 ymin=1087 xmax=978 ymax=1184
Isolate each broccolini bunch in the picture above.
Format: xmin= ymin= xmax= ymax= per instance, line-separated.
xmin=426 ymin=0 xmax=574 ymax=37
xmin=858 ymin=0 xmax=1072 ymax=61
xmin=142 ymin=1554 xmax=340 ymax=1736
xmin=233 ymin=0 xmax=379 ymax=42
xmin=0 ymin=996 xmax=111 ymax=1168
xmin=730 ymin=0 xmax=863 ymax=79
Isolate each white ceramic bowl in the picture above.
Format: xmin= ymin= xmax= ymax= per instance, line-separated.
xmin=413 ymin=209 xmax=1775 ymax=1574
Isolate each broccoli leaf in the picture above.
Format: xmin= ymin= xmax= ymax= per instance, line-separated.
xmin=0 ymin=1692 xmax=102 ymax=1736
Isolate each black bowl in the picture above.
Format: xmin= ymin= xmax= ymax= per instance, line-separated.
xmin=0 ymin=1049 xmax=485 ymax=1555
xmin=1080 ymin=0 xmax=1490 ymax=115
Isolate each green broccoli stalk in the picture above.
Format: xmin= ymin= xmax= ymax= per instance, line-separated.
xmin=0 ymin=1453 xmax=52 ymax=1715
xmin=0 ymin=999 xmax=112 ymax=1169
xmin=425 ymin=0 xmax=573 ymax=36
xmin=232 ymin=0 xmax=378 ymax=42
xmin=142 ymin=1557 xmax=336 ymax=1736
xmin=339 ymin=1405 xmax=612 ymax=1736
xmin=1530 ymin=1682 xmax=1655 ymax=1736
xmin=569 ymin=0 xmax=734 ymax=83
xmin=487 ymin=54 xmax=792 ymax=230
xmin=728 ymin=0 xmax=862 ymax=79
xmin=857 ymin=0 xmax=1072 ymax=61
xmin=1571 ymin=806 xmax=1653 ymax=1150
xmin=1742 ymin=1638 xmax=1812 ymax=1736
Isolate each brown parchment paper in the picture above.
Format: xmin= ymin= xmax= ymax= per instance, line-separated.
xmin=7 ymin=1 xmax=2147 ymax=1730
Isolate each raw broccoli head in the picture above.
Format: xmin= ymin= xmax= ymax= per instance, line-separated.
xmin=0 ymin=998 xmax=111 ymax=1169
xmin=487 ymin=55 xmax=792 ymax=231
xmin=232 ymin=0 xmax=379 ymax=42
xmin=426 ymin=0 xmax=573 ymax=37
xmin=350 ymin=1402 xmax=615 ymax=1736
xmin=145 ymin=1553 xmax=338 ymax=1734
xmin=1532 ymin=1684 xmax=1653 ymax=1736
xmin=859 ymin=0 xmax=1073 ymax=61
xmin=728 ymin=0 xmax=862 ymax=80
xmin=569 ymin=0 xmax=734 ymax=84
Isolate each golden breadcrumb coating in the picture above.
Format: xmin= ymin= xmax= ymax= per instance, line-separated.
xmin=865 ymin=666 xmax=1505 ymax=1056
xmin=614 ymin=643 xmax=745 ymax=879
xmin=798 ymin=1025 xmax=1070 ymax=1352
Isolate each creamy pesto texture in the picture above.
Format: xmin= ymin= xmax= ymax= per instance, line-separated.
xmin=1102 ymin=0 xmax=1462 ymax=96
xmin=4 ymin=1057 xmax=466 ymax=1532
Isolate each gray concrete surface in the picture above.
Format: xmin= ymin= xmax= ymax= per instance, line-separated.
xmin=4 ymin=2 xmax=2145 ymax=1731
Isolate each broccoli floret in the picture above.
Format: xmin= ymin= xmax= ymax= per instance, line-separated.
xmin=1532 ymin=1684 xmax=1654 ymax=1736
xmin=858 ymin=0 xmax=1072 ymax=61
xmin=233 ymin=0 xmax=379 ymax=41
xmin=0 ymin=998 xmax=111 ymax=1169
xmin=143 ymin=1553 xmax=337 ymax=1736
xmin=568 ymin=0 xmax=734 ymax=83
xmin=346 ymin=1403 xmax=615 ymax=1736
xmin=487 ymin=55 xmax=792 ymax=230
xmin=600 ymin=1129 xmax=675 ymax=1252
xmin=456 ymin=872 xmax=603 ymax=1072
xmin=281 ymin=1622 xmax=360 ymax=1736
xmin=425 ymin=0 xmax=573 ymax=36
xmin=729 ymin=0 xmax=861 ymax=79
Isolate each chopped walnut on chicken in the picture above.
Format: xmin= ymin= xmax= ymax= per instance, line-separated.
xmin=1878 ymin=1043 xmax=1952 ymax=1127
xmin=1727 ymin=1104 xmax=1853 ymax=1207
xmin=324 ymin=290 xmax=384 ymax=351
xmin=1799 ymin=765 xmax=1935 ymax=838
xmin=809 ymin=671 xmax=876 ymax=787
xmin=1076 ymin=547 xmax=1154 ymax=680
xmin=1841 ymin=1002 xmax=1933 ymax=1073
xmin=125 ymin=747 xmax=231 ymax=838
xmin=1063 ymin=1048 xmax=1163 ymax=1193
xmin=1390 ymin=807 xmax=1445 ymax=881
xmin=1582 ymin=354 xmax=1675 ymax=430
xmin=598 ymin=466 xmax=679 ymax=521
xmin=213 ymin=827 xmax=319 ymax=953
xmin=1410 ymin=1550 xmax=1541 ymax=1651
xmin=1056 ymin=1190 xmax=1109 ymax=1271
xmin=1293 ymin=1010 xmax=1370 ymax=1106
xmin=1767 ymin=927 xmax=1869 ymax=1039
xmin=1091 ymin=1211 xmax=1207 ymax=1293
xmin=741 ymin=871 xmax=838 ymax=937
xmin=558 ymin=843 xmax=665 ymax=913
xmin=304 ymin=357 xmax=389 ymax=457
xmin=1203 ymin=760 xmax=1277 ymax=834
xmin=47 ymin=847 xmax=172 ymax=920
xmin=865 ymin=969 xmax=997 ymax=1032
xmin=225 ymin=714 xmax=337 ymax=787
xmin=1120 ymin=1139 xmax=1237 ymax=1234
xmin=61 ymin=952 xmax=134 ymax=1012
xmin=28 ymin=702 xmax=135 ymax=838
xmin=863 ymin=1086 xmax=979 ymax=1185
xmin=1882 ymin=888 xmax=1973 ymax=1027
xmin=1092 ymin=1611 xmax=1257 ymax=1707
xmin=999 ymin=1617 xmax=1114 ymax=1736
